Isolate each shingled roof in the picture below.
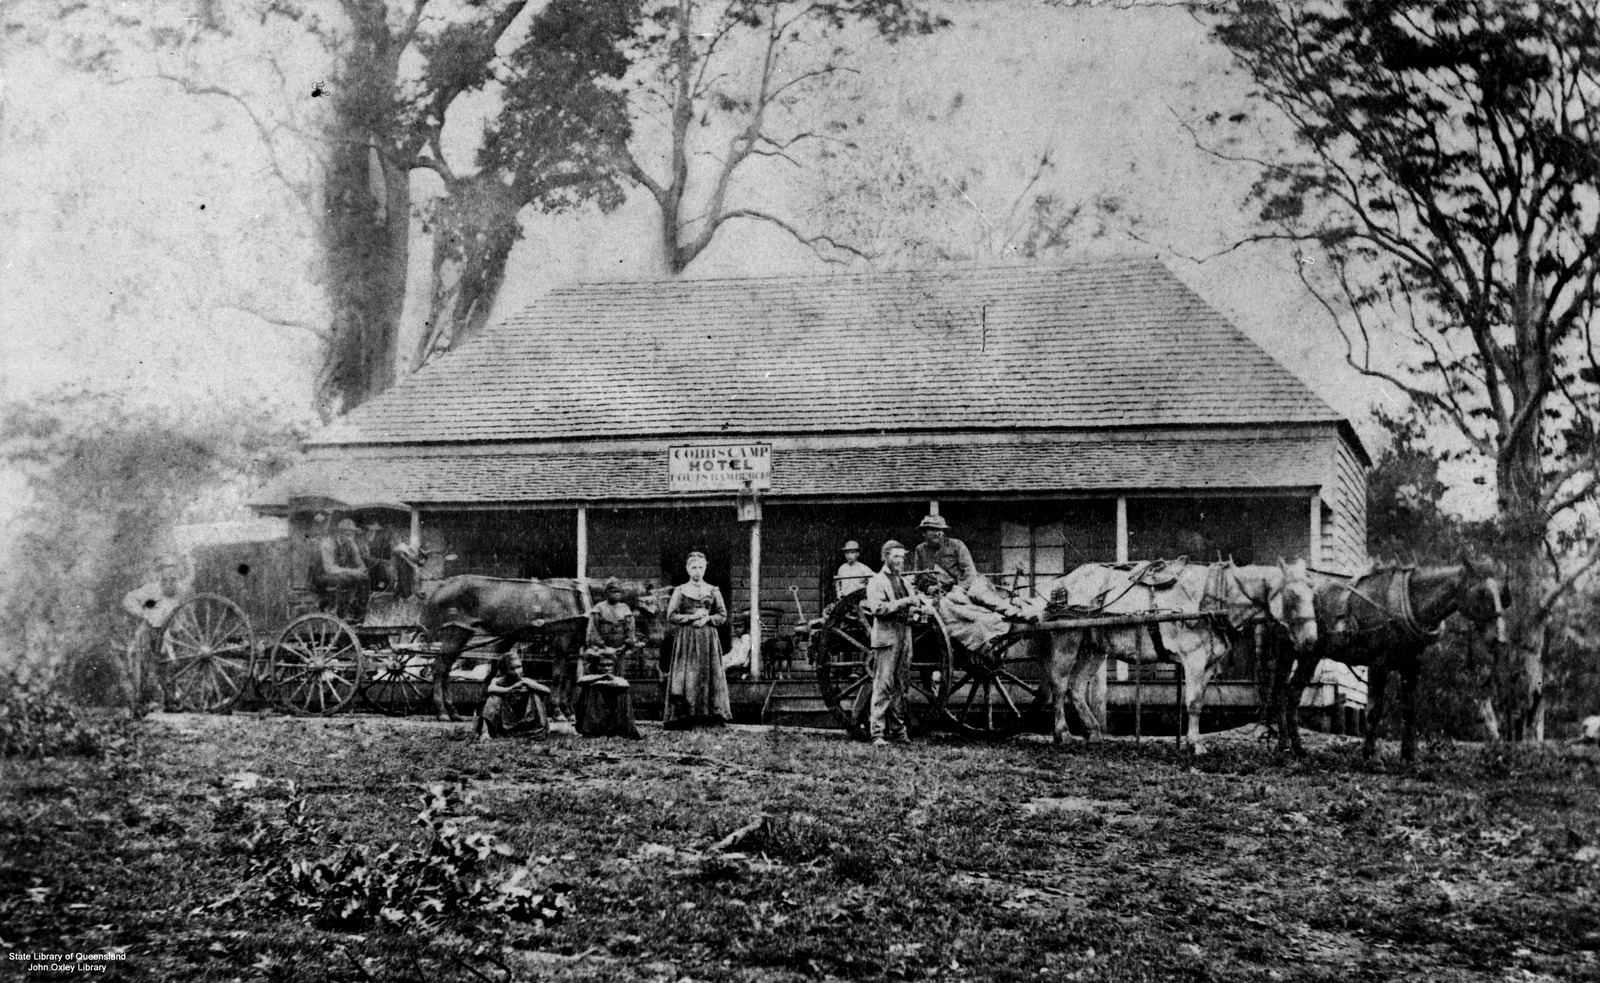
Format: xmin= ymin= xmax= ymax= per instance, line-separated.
xmin=256 ymin=434 xmax=1333 ymax=508
xmin=312 ymin=258 xmax=1339 ymax=447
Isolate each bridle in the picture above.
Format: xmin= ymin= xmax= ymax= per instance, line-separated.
xmin=1228 ymin=565 xmax=1316 ymax=638
xmin=1471 ymin=574 xmax=1508 ymax=647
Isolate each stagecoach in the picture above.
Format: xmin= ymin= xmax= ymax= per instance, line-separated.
xmin=138 ymin=497 xmax=456 ymax=717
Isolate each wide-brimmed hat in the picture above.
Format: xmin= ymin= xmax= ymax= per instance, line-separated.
xmin=363 ymin=518 xmax=382 ymax=530
xmin=337 ymin=518 xmax=359 ymax=532
xmin=842 ymin=541 xmax=861 ymax=552
xmin=918 ymin=514 xmax=948 ymax=530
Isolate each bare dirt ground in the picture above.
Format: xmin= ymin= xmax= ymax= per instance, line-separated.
xmin=3 ymin=711 xmax=1599 ymax=982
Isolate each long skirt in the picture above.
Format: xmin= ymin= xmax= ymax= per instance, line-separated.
xmin=575 ymin=674 xmax=641 ymax=739
xmin=477 ymin=684 xmax=550 ymax=739
xmin=663 ymin=626 xmax=732 ymax=728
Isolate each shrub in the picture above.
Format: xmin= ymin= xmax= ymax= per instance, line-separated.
xmin=0 ymin=673 xmax=141 ymax=759
xmin=244 ymin=783 xmax=571 ymax=933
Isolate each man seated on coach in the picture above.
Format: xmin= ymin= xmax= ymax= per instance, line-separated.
xmin=911 ymin=514 xmax=1021 ymax=617
xmin=311 ymin=517 xmax=372 ymax=623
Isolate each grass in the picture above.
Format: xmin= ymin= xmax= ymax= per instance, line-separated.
xmin=2 ymin=713 xmax=1599 ymax=982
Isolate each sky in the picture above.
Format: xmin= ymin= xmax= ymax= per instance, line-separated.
xmin=0 ymin=0 xmax=1482 ymax=516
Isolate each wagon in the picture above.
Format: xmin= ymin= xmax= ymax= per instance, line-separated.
xmin=806 ymin=570 xmax=1214 ymax=741
xmin=149 ymin=498 xmax=456 ymax=717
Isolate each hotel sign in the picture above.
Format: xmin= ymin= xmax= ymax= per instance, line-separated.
xmin=668 ymin=442 xmax=772 ymax=492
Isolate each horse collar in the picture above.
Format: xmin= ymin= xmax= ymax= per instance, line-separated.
xmin=1389 ymin=568 xmax=1439 ymax=640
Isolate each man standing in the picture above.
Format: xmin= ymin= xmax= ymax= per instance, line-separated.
xmin=577 ymin=579 xmax=642 ymax=738
xmin=311 ymin=517 xmax=371 ymax=622
xmin=862 ymin=540 xmax=918 ymax=747
xmin=121 ymin=555 xmax=194 ymax=709
xmin=587 ymin=577 xmax=640 ymax=670
xmin=833 ymin=540 xmax=875 ymax=598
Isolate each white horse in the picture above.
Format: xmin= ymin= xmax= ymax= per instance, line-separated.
xmin=1044 ymin=559 xmax=1318 ymax=754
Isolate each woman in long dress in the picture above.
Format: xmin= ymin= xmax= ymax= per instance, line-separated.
xmin=663 ymin=552 xmax=732 ymax=729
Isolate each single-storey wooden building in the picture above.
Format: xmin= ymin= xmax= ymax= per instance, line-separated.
xmin=254 ymin=259 xmax=1370 ymax=722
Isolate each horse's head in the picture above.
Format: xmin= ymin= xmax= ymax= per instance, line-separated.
xmin=631 ymin=584 xmax=674 ymax=645
xmin=1276 ymin=558 xmax=1319 ymax=652
xmin=1456 ymin=555 xmax=1509 ymax=650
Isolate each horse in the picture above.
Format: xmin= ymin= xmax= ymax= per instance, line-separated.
xmin=1268 ymin=559 xmax=1506 ymax=762
xmin=1044 ymin=558 xmax=1319 ymax=755
xmin=418 ymin=576 xmax=666 ymax=722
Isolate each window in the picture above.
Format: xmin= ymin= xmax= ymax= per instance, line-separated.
xmin=1001 ymin=521 xmax=1067 ymax=597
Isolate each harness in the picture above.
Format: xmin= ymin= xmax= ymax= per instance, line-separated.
xmin=1327 ymin=567 xmax=1439 ymax=643
xmin=1077 ymin=558 xmax=1185 ymax=614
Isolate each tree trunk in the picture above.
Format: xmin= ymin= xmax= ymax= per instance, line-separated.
xmin=1496 ymin=415 xmax=1547 ymax=743
xmin=314 ymin=0 xmax=411 ymax=418
xmin=319 ymin=139 xmax=408 ymax=415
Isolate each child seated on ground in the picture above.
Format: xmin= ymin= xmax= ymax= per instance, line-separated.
xmin=476 ymin=653 xmax=550 ymax=741
xmin=575 ymin=648 xmax=640 ymax=739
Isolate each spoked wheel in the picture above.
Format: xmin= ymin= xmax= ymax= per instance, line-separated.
xmin=812 ymin=590 xmax=941 ymax=741
xmin=271 ymin=613 xmax=365 ymax=715
xmin=160 ymin=594 xmax=256 ymax=713
xmin=938 ymin=628 xmax=1050 ymax=739
xmin=362 ymin=630 xmax=433 ymax=717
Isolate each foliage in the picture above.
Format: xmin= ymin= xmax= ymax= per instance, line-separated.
xmin=1363 ymin=411 xmax=1600 ymax=740
xmin=413 ymin=0 xmax=635 ymax=368
xmin=605 ymin=0 xmax=949 ymax=274
xmin=0 ymin=389 xmax=301 ymax=701
xmin=1366 ymin=411 xmax=1495 ymax=565
xmin=242 ymin=782 xmax=571 ymax=933
xmin=1208 ymin=0 xmax=1600 ymax=738
xmin=0 ymin=674 xmax=142 ymax=759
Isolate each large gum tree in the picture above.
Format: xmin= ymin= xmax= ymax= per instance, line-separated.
xmin=1209 ymin=0 xmax=1600 ymax=740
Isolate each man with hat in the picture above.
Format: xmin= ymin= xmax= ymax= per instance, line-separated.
xmin=833 ymin=540 xmax=875 ymax=598
xmin=862 ymin=540 xmax=918 ymax=746
xmin=912 ymin=515 xmax=978 ymax=589
xmin=311 ymin=517 xmax=372 ymax=622
xmin=914 ymin=513 xmax=1016 ymax=615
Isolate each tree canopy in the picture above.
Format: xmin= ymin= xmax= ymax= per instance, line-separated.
xmin=1209 ymin=0 xmax=1600 ymax=738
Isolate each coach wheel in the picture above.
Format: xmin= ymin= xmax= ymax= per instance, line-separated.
xmin=812 ymin=590 xmax=940 ymax=741
xmin=271 ymin=613 xmax=365 ymax=716
xmin=938 ymin=628 xmax=1049 ymax=739
xmin=160 ymin=594 xmax=256 ymax=713
xmin=362 ymin=631 xmax=433 ymax=717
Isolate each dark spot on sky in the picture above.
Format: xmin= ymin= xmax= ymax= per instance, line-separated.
xmin=311 ymin=80 xmax=326 ymax=98
xmin=199 ymin=204 xmax=205 ymax=210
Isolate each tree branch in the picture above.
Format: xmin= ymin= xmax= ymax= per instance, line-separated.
xmin=712 ymin=208 xmax=870 ymax=262
xmin=215 ymin=304 xmax=329 ymax=342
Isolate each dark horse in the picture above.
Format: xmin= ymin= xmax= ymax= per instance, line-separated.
xmin=419 ymin=576 xmax=665 ymax=722
xmin=1270 ymin=559 xmax=1507 ymax=761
